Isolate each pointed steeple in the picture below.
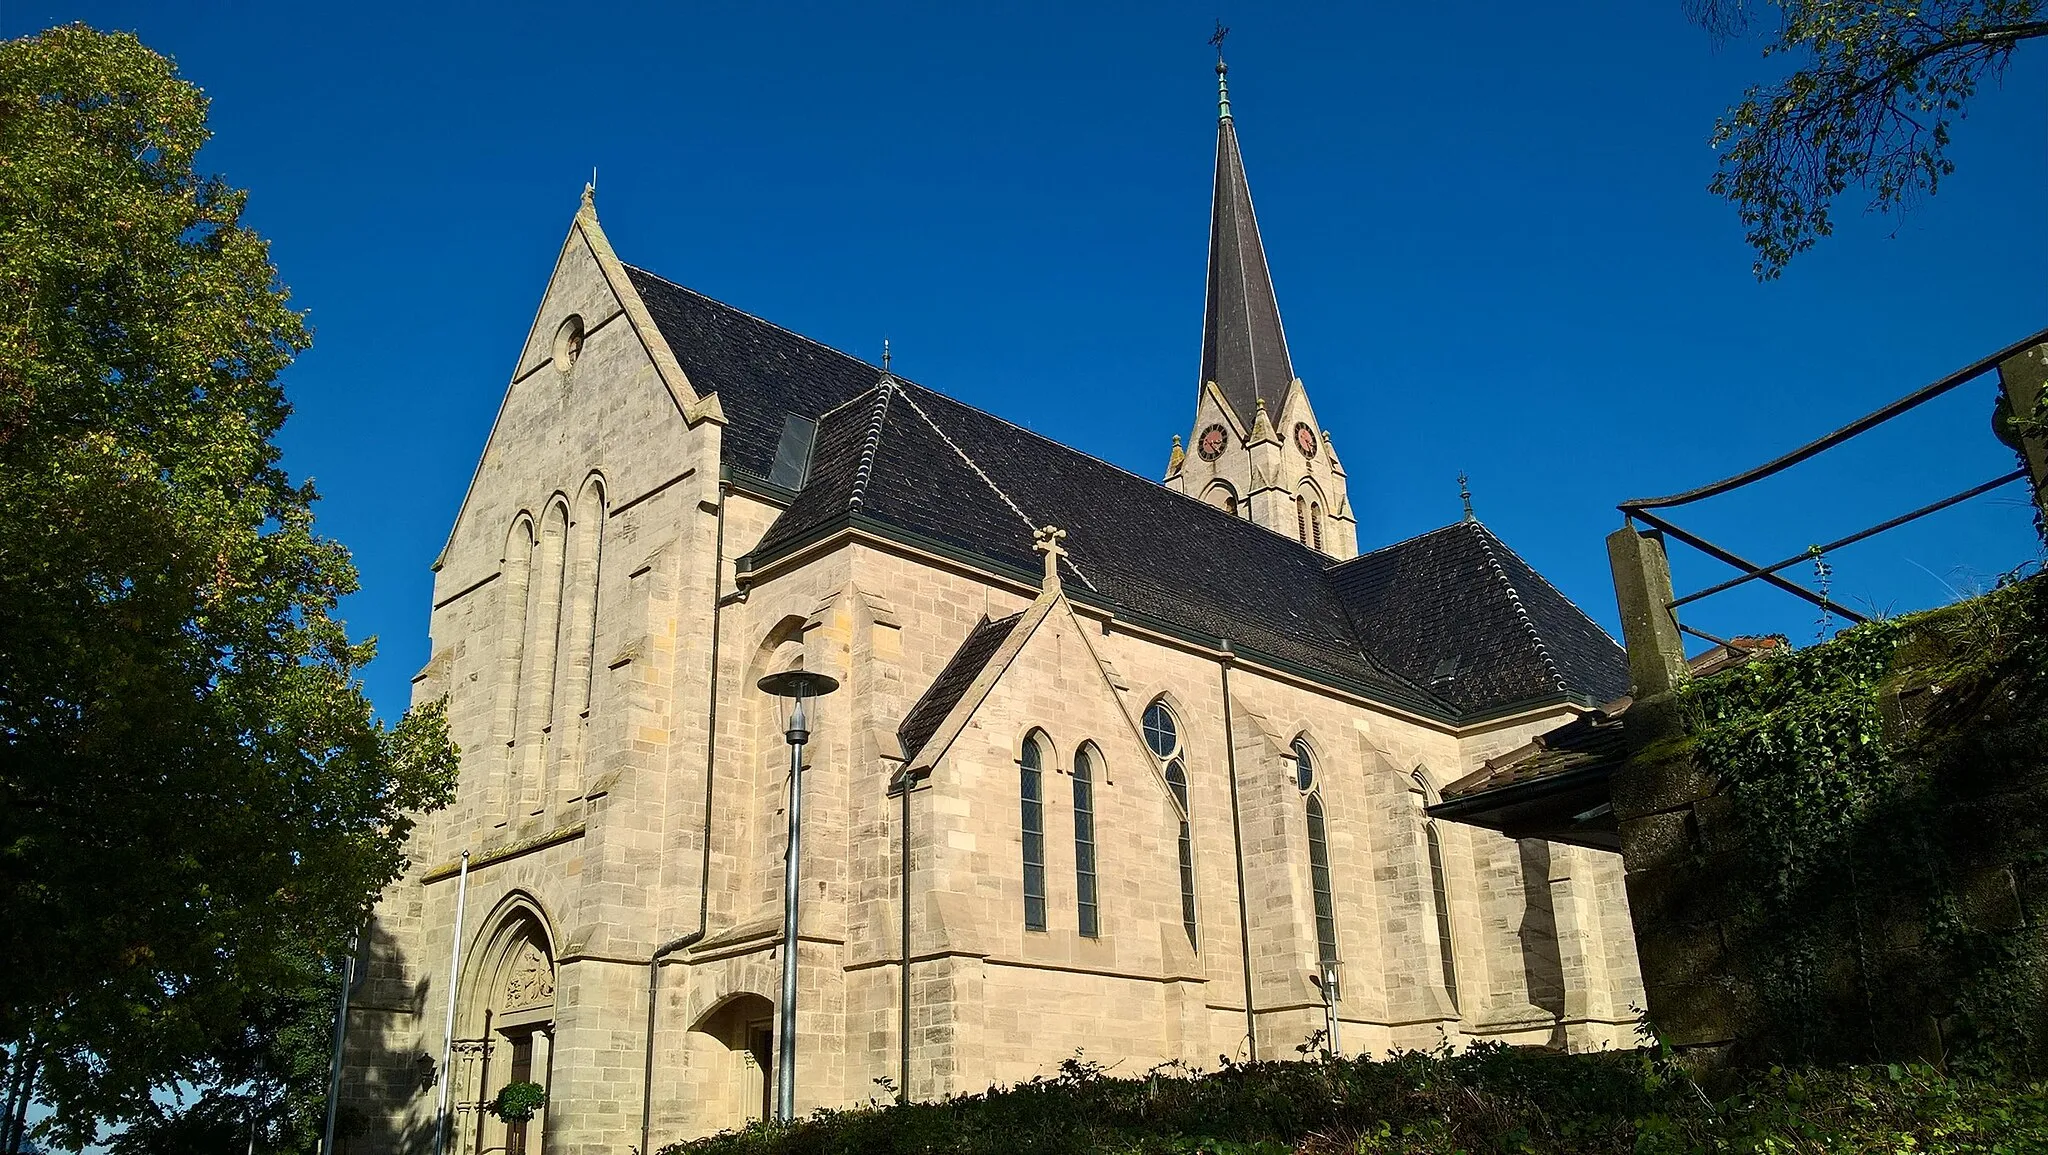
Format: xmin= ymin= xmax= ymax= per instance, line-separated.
xmin=1199 ymin=53 xmax=1296 ymax=434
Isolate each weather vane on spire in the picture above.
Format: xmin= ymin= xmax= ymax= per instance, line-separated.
xmin=1458 ymin=472 xmax=1474 ymax=521
xmin=1209 ymin=20 xmax=1232 ymax=119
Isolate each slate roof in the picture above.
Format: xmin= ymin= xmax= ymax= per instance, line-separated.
xmin=898 ymin=613 xmax=1024 ymax=762
xmin=1326 ymin=521 xmax=1630 ymax=715
xmin=624 ymin=266 xmax=877 ymax=482
xmin=621 ymin=264 xmax=1627 ymax=725
xmin=747 ymin=375 xmax=1447 ymax=714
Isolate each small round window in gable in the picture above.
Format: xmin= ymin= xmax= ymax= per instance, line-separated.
xmin=553 ymin=314 xmax=585 ymax=372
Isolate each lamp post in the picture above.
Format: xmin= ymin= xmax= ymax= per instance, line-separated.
xmin=757 ymin=669 xmax=840 ymax=1123
xmin=1319 ymin=960 xmax=1342 ymax=1055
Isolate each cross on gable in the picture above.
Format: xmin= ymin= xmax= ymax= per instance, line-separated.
xmin=1032 ymin=525 xmax=1068 ymax=591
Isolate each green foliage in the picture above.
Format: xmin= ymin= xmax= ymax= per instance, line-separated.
xmin=1680 ymin=572 xmax=2048 ymax=1069
xmin=0 ymin=23 xmax=458 ymax=1149
xmin=655 ymin=1046 xmax=2048 ymax=1155
xmin=1695 ymin=0 xmax=2046 ymax=279
xmin=491 ymin=1081 xmax=548 ymax=1124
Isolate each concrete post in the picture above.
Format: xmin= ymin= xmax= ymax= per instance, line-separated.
xmin=1996 ymin=342 xmax=2048 ymax=529
xmin=1605 ymin=525 xmax=1687 ymax=703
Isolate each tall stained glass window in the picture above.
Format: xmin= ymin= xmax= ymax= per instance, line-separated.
xmin=1021 ymin=733 xmax=1047 ymax=931
xmin=1145 ymin=700 xmax=1198 ymax=949
xmin=1073 ymin=745 xmax=1099 ymax=938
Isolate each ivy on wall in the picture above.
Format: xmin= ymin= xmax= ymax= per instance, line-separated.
xmin=1680 ymin=572 xmax=2048 ymax=1071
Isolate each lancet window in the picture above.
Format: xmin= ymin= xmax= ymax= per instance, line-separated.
xmin=1021 ymin=732 xmax=1048 ymax=932
xmin=1416 ymin=769 xmax=1460 ymax=1011
xmin=1144 ymin=700 xmax=1197 ymax=949
xmin=1073 ymin=744 xmax=1100 ymax=938
xmin=1295 ymin=738 xmax=1338 ymax=964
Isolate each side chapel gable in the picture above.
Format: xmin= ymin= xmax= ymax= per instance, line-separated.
xmin=901 ymin=577 xmax=1184 ymax=816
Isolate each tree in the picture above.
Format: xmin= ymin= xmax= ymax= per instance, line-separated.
xmin=1694 ymin=0 xmax=2046 ymax=278
xmin=0 ymin=25 xmax=457 ymax=1150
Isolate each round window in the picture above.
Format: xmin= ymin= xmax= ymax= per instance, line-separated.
xmin=553 ymin=314 xmax=586 ymax=371
xmin=1143 ymin=700 xmax=1180 ymax=760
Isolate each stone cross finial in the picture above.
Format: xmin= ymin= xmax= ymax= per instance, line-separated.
xmin=1032 ymin=525 xmax=1068 ymax=592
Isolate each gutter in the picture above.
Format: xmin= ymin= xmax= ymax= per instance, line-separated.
xmin=639 ymin=476 xmax=729 ymax=1155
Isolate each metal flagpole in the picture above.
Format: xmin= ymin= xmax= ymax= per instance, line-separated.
xmin=432 ymin=850 xmax=471 ymax=1155
xmin=321 ymin=929 xmax=360 ymax=1155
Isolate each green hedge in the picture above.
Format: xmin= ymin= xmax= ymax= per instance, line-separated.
xmin=657 ymin=1046 xmax=2048 ymax=1155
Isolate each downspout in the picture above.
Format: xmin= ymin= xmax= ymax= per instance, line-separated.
xmin=1219 ymin=643 xmax=1258 ymax=1059
xmin=640 ymin=475 xmax=729 ymax=1155
xmin=896 ymin=768 xmax=914 ymax=1103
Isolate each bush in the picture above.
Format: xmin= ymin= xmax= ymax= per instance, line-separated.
xmin=658 ymin=1046 xmax=2048 ymax=1155
xmin=489 ymin=1081 xmax=547 ymax=1124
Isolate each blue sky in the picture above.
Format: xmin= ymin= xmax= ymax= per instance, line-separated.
xmin=7 ymin=1 xmax=2046 ymax=721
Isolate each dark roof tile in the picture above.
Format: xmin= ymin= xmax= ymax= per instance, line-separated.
xmin=899 ymin=613 xmax=1024 ymax=761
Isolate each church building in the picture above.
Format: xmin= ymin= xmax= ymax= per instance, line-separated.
xmin=341 ymin=54 xmax=1645 ymax=1155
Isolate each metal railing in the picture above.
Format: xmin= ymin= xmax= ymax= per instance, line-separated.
xmin=1619 ymin=326 xmax=2048 ymax=647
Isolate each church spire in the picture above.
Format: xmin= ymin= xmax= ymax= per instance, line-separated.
xmin=1198 ymin=45 xmax=1296 ymax=434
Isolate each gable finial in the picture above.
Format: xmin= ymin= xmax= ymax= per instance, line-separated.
xmin=883 ymin=338 xmax=891 ymax=373
xmin=1032 ymin=525 xmax=1069 ymax=593
xmin=1458 ymin=472 xmax=1474 ymax=521
xmin=1209 ymin=20 xmax=1232 ymax=121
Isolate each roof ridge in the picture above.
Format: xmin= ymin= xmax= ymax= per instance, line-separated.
xmin=846 ymin=381 xmax=896 ymax=512
xmin=622 ymin=263 xmax=879 ymax=376
xmin=894 ymin=387 xmax=1100 ymax=593
xmin=1331 ymin=519 xmax=1472 ymax=568
xmin=1467 ymin=522 xmax=1569 ymax=694
xmin=896 ymin=381 xmax=1333 ymax=561
xmin=1467 ymin=521 xmax=1627 ymax=659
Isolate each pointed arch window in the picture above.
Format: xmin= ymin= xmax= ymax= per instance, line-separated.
xmin=1295 ymin=496 xmax=1309 ymax=543
xmin=1021 ymin=733 xmax=1048 ymax=932
xmin=1295 ymin=739 xmax=1338 ymax=964
xmin=1310 ymin=502 xmax=1324 ymax=550
xmin=1073 ymin=745 xmax=1100 ymax=938
xmin=1416 ymin=769 xmax=1460 ymax=1011
xmin=1144 ymin=700 xmax=1198 ymax=949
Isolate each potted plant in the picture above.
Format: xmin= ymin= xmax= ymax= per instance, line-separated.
xmin=489 ymin=1081 xmax=548 ymax=1124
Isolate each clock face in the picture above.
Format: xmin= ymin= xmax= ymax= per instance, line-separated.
xmin=1294 ymin=422 xmax=1318 ymax=457
xmin=1197 ymin=423 xmax=1229 ymax=461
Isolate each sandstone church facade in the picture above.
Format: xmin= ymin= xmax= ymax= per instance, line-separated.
xmin=341 ymin=59 xmax=1645 ymax=1155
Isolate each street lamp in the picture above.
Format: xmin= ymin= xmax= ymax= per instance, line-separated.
xmin=1309 ymin=960 xmax=1342 ymax=1055
xmin=757 ymin=668 xmax=840 ymax=1123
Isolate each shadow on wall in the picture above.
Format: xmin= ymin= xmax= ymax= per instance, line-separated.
xmin=1516 ymin=839 xmax=1566 ymax=1021
xmin=336 ymin=919 xmax=440 ymax=1155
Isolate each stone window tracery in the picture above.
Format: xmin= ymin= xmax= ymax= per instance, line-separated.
xmin=1144 ymin=700 xmax=1198 ymax=950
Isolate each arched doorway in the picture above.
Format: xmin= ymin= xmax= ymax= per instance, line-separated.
xmin=456 ymin=898 xmax=557 ymax=1155
xmin=687 ymin=993 xmax=777 ymax=1127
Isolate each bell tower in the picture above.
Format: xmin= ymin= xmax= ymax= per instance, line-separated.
xmin=1165 ymin=41 xmax=1355 ymax=559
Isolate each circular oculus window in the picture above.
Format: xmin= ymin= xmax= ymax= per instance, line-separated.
xmin=553 ymin=314 xmax=586 ymax=372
